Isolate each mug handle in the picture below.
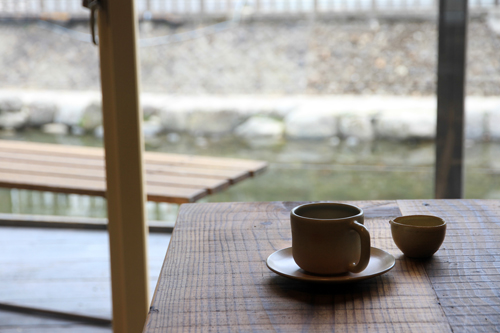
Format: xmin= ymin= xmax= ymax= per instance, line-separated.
xmin=348 ymin=220 xmax=371 ymax=273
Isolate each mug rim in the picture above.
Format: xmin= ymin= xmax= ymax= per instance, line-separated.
xmin=291 ymin=202 xmax=363 ymax=221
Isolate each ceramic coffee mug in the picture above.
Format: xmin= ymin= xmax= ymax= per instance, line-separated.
xmin=291 ymin=202 xmax=370 ymax=275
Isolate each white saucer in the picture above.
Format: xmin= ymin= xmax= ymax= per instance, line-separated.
xmin=266 ymin=247 xmax=395 ymax=283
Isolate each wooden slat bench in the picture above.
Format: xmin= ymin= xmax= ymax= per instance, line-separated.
xmin=0 ymin=140 xmax=268 ymax=204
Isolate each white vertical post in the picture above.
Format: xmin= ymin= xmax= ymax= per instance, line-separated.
xmin=97 ymin=0 xmax=149 ymax=332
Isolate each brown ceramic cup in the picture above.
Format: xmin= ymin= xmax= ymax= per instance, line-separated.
xmin=390 ymin=215 xmax=446 ymax=258
xmin=291 ymin=202 xmax=370 ymax=275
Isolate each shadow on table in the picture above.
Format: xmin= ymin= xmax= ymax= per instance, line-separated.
xmin=265 ymin=274 xmax=396 ymax=305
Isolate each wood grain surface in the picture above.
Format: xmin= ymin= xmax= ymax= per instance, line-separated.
xmin=144 ymin=200 xmax=456 ymax=332
xmin=0 ymin=140 xmax=267 ymax=203
xmin=398 ymin=199 xmax=500 ymax=333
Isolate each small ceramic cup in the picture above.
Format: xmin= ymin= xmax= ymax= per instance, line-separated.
xmin=291 ymin=202 xmax=370 ymax=275
xmin=389 ymin=215 xmax=446 ymax=258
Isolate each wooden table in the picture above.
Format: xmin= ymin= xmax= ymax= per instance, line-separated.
xmin=0 ymin=140 xmax=267 ymax=204
xmin=144 ymin=199 xmax=500 ymax=332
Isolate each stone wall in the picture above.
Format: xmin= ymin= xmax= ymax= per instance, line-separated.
xmin=0 ymin=14 xmax=499 ymax=95
xmin=2 ymin=15 xmax=499 ymax=143
xmin=1 ymin=90 xmax=499 ymax=144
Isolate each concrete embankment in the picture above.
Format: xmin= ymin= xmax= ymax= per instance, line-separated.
xmin=1 ymin=90 xmax=499 ymax=143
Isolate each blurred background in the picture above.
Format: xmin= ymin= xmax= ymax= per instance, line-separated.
xmin=0 ymin=0 xmax=500 ymax=223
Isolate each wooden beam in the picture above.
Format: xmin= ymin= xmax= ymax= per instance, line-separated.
xmin=97 ymin=0 xmax=149 ymax=332
xmin=0 ymin=302 xmax=111 ymax=327
xmin=435 ymin=0 xmax=468 ymax=199
xmin=0 ymin=213 xmax=174 ymax=232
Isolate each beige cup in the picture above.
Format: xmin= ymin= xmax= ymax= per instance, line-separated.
xmin=291 ymin=202 xmax=371 ymax=275
xmin=390 ymin=215 xmax=446 ymax=258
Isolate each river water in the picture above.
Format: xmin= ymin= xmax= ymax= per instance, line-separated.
xmin=1 ymin=129 xmax=499 ymax=223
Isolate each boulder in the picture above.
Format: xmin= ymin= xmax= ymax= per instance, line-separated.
xmin=0 ymin=111 xmax=28 ymax=130
xmin=488 ymin=107 xmax=500 ymax=141
xmin=159 ymin=106 xmax=190 ymax=133
xmin=465 ymin=108 xmax=486 ymax=141
xmin=41 ymin=123 xmax=69 ymax=135
xmin=0 ymin=97 xmax=27 ymax=129
xmin=186 ymin=109 xmax=246 ymax=136
xmin=26 ymin=101 xmax=58 ymax=127
xmin=0 ymin=97 xmax=23 ymax=112
xmin=285 ymin=107 xmax=338 ymax=139
xmin=142 ymin=104 xmax=160 ymax=120
xmin=142 ymin=115 xmax=164 ymax=138
xmin=70 ymin=125 xmax=85 ymax=136
xmin=80 ymin=101 xmax=102 ymax=132
xmin=235 ymin=116 xmax=284 ymax=139
xmin=54 ymin=94 xmax=94 ymax=126
xmin=338 ymin=114 xmax=375 ymax=141
xmin=375 ymin=110 xmax=436 ymax=140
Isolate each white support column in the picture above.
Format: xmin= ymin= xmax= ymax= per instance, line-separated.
xmin=97 ymin=1 xmax=149 ymax=332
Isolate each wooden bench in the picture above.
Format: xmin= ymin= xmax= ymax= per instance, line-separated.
xmin=0 ymin=140 xmax=267 ymax=204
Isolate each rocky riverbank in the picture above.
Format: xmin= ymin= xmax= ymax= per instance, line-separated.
xmin=1 ymin=14 xmax=499 ymax=95
xmin=2 ymin=14 xmax=499 ymax=143
xmin=1 ymin=90 xmax=499 ymax=144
